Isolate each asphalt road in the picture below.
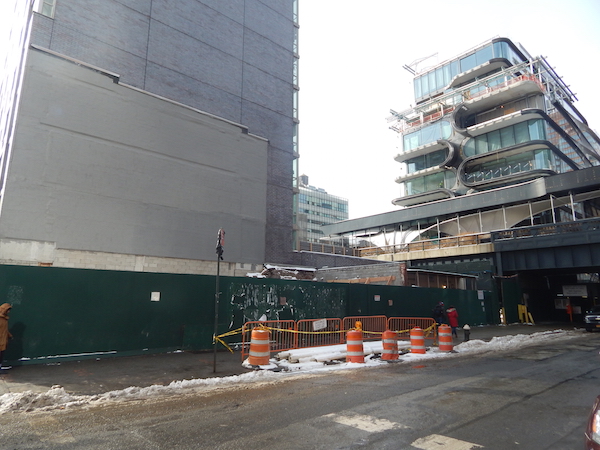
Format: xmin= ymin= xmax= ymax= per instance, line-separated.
xmin=0 ymin=331 xmax=598 ymax=449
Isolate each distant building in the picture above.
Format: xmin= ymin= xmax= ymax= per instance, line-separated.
xmin=296 ymin=175 xmax=348 ymax=244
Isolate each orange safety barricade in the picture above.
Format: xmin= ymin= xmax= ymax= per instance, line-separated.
xmin=410 ymin=327 xmax=426 ymax=354
xmin=296 ymin=318 xmax=343 ymax=349
xmin=346 ymin=330 xmax=364 ymax=363
xmin=438 ymin=324 xmax=453 ymax=352
xmin=388 ymin=317 xmax=437 ymax=345
xmin=247 ymin=328 xmax=270 ymax=365
xmin=241 ymin=320 xmax=296 ymax=361
xmin=342 ymin=315 xmax=387 ymax=341
xmin=381 ymin=330 xmax=399 ymax=361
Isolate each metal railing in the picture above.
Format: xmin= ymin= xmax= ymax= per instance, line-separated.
xmin=342 ymin=315 xmax=388 ymax=341
xmin=240 ymin=316 xmax=439 ymax=361
xmin=491 ymin=217 xmax=600 ymax=241
xmin=298 ymin=241 xmax=361 ymax=257
xmin=301 ymin=218 xmax=600 ymax=260
xmin=358 ymin=232 xmax=492 ymax=257
xmin=388 ymin=317 xmax=437 ymax=345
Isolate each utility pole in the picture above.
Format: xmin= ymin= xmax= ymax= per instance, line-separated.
xmin=213 ymin=228 xmax=224 ymax=373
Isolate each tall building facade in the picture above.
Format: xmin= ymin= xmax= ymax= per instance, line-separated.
xmin=0 ymin=0 xmax=299 ymax=274
xmin=390 ymin=37 xmax=600 ymax=234
xmin=296 ymin=174 xmax=348 ymax=244
xmin=323 ymin=38 xmax=600 ymax=322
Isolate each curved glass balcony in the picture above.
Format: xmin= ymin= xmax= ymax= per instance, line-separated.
xmin=403 ymin=120 xmax=452 ymax=153
xmin=414 ymin=38 xmax=527 ymax=102
xmin=461 ymin=144 xmax=561 ymax=188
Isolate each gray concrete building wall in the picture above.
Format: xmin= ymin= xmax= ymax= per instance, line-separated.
xmin=29 ymin=0 xmax=296 ymax=263
xmin=1 ymin=49 xmax=268 ymax=263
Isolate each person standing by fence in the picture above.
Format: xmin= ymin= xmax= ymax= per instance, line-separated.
xmin=446 ymin=305 xmax=459 ymax=338
xmin=0 ymin=303 xmax=12 ymax=371
xmin=432 ymin=302 xmax=446 ymax=325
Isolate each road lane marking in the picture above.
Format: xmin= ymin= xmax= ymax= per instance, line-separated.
xmin=411 ymin=434 xmax=483 ymax=449
xmin=323 ymin=412 xmax=407 ymax=433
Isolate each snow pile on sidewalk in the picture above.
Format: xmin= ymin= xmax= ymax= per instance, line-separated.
xmin=0 ymin=329 xmax=582 ymax=413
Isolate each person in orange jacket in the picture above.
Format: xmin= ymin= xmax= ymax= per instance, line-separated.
xmin=446 ymin=306 xmax=459 ymax=338
xmin=0 ymin=303 xmax=13 ymax=371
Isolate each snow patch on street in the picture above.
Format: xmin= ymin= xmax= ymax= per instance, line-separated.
xmin=0 ymin=329 xmax=581 ymax=413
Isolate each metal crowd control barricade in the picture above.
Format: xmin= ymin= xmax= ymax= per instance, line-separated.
xmin=387 ymin=317 xmax=437 ymax=346
xmin=342 ymin=315 xmax=388 ymax=341
xmin=296 ymin=318 xmax=343 ymax=349
xmin=241 ymin=320 xmax=296 ymax=361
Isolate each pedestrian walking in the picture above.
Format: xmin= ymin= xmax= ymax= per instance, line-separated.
xmin=0 ymin=303 xmax=13 ymax=371
xmin=446 ymin=305 xmax=459 ymax=338
xmin=432 ymin=301 xmax=446 ymax=325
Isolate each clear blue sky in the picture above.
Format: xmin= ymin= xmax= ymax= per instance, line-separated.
xmin=299 ymin=0 xmax=600 ymax=219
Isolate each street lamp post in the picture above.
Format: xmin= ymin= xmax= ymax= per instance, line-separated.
xmin=213 ymin=228 xmax=224 ymax=373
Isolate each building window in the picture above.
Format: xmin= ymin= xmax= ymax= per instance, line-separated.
xmin=292 ymin=0 xmax=298 ymax=24
xmin=33 ymin=0 xmax=56 ymax=18
xmin=293 ymin=58 xmax=299 ymax=87
xmin=293 ymin=90 xmax=299 ymax=120
xmin=406 ymin=149 xmax=448 ymax=173
xmin=463 ymin=119 xmax=547 ymax=157
xmin=403 ymin=121 xmax=451 ymax=152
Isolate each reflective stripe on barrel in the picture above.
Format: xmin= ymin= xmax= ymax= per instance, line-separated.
xmin=438 ymin=324 xmax=453 ymax=352
xmin=381 ymin=329 xmax=399 ymax=360
xmin=248 ymin=328 xmax=271 ymax=365
xmin=410 ymin=327 xmax=426 ymax=354
xmin=346 ymin=329 xmax=364 ymax=363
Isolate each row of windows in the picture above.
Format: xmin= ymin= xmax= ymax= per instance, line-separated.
xmin=402 ymin=171 xmax=456 ymax=196
xmin=414 ymin=41 xmax=525 ymax=100
xmin=403 ymin=120 xmax=452 ymax=152
xmin=406 ymin=149 xmax=448 ymax=174
xmin=301 ymin=208 xmax=346 ymax=221
xmin=464 ymin=149 xmax=557 ymax=183
xmin=463 ymin=119 xmax=546 ymax=157
xmin=298 ymin=194 xmax=348 ymax=213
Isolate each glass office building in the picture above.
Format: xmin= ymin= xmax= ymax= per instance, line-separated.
xmin=297 ymin=175 xmax=348 ymax=244
xmin=392 ymin=37 xmax=600 ymax=215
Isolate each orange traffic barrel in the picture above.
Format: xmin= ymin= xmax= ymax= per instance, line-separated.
xmin=438 ymin=324 xmax=453 ymax=352
xmin=381 ymin=330 xmax=399 ymax=361
xmin=410 ymin=327 xmax=426 ymax=354
xmin=248 ymin=328 xmax=271 ymax=365
xmin=346 ymin=329 xmax=364 ymax=363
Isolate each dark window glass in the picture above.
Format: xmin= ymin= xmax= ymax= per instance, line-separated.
xmin=514 ymin=121 xmax=529 ymax=143
xmin=460 ymin=53 xmax=477 ymax=73
xmin=488 ymin=130 xmax=501 ymax=151
xmin=428 ymin=72 xmax=436 ymax=93
xmin=435 ymin=68 xmax=444 ymax=90
xmin=493 ymin=41 xmax=507 ymax=59
xmin=529 ymin=120 xmax=545 ymax=140
xmin=428 ymin=149 xmax=447 ymax=166
xmin=476 ymin=137 xmax=489 ymax=154
xmin=500 ymin=126 xmax=515 ymax=147
xmin=414 ymin=77 xmax=422 ymax=98
xmin=443 ymin=64 xmax=452 ymax=86
xmin=421 ymin=74 xmax=429 ymax=94
xmin=450 ymin=60 xmax=459 ymax=79
xmin=476 ymin=45 xmax=493 ymax=66
xmin=464 ymin=139 xmax=476 ymax=157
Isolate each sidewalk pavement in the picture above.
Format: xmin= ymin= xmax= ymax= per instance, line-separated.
xmin=0 ymin=323 xmax=580 ymax=396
